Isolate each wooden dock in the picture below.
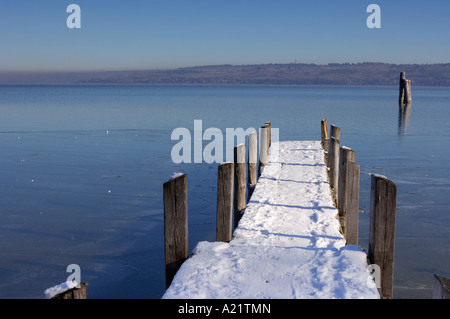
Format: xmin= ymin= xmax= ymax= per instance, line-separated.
xmin=162 ymin=121 xmax=398 ymax=299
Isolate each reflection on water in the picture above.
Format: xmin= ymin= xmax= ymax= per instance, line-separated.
xmin=398 ymin=103 xmax=412 ymax=136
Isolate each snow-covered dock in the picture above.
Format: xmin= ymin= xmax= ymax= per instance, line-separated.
xmin=163 ymin=140 xmax=380 ymax=299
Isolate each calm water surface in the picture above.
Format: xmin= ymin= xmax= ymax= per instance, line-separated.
xmin=0 ymin=85 xmax=449 ymax=299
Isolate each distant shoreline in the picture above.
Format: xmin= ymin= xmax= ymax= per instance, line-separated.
xmin=2 ymin=83 xmax=450 ymax=89
xmin=1 ymin=62 xmax=450 ymax=86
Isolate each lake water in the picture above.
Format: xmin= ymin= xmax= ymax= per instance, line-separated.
xmin=0 ymin=85 xmax=449 ymax=299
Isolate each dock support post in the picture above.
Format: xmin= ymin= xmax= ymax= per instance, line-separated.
xmin=329 ymin=124 xmax=341 ymax=142
xmin=368 ymin=174 xmax=397 ymax=299
xmin=163 ymin=173 xmax=188 ymax=289
xmin=321 ymin=119 xmax=329 ymax=165
xmin=338 ymin=147 xmax=355 ymax=238
xmin=234 ymin=144 xmax=246 ymax=228
xmin=328 ymin=125 xmax=340 ymax=205
xmin=433 ymin=274 xmax=450 ymax=299
xmin=327 ymin=125 xmax=340 ymax=172
xmin=323 ymin=139 xmax=329 ymax=166
xmin=345 ymin=161 xmax=360 ymax=246
xmin=328 ymin=137 xmax=339 ymax=205
xmin=321 ymin=119 xmax=328 ymax=147
xmin=217 ymin=163 xmax=234 ymax=242
xmin=258 ymin=125 xmax=269 ymax=177
xmin=247 ymin=131 xmax=258 ymax=201
xmin=265 ymin=122 xmax=271 ymax=148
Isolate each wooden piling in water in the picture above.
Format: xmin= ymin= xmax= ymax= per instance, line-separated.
xmin=404 ymin=80 xmax=412 ymax=104
xmin=234 ymin=144 xmax=246 ymax=228
xmin=163 ymin=173 xmax=188 ymax=288
xmin=217 ymin=163 xmax=234 ymax=242
xmin=345 ymin=161 xmax=360 ymax=246
xmin=368 ymin=174 xmax=397 ymax=299
xmin=337 ymin=146 xmax=355 ymax=237
xmin=433 ymin=274 xmax=450 ymax=299
xmin=399 ymin=72 xmax=406 ymax=104
xmin=399 ymin=72 xmax=412 ymax=105
xmin=247 ymin=131 xmax=258 ymax=201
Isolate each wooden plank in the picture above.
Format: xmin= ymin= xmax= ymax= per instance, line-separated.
xmin=163 ymin=173 xmax=188 ymax=288
xmin=234 ymin=144 xmax=246 ymax=228
xmin=217 ymin=163 xmax=234 ymax=242
xmin=345 ymin=161 xmax=360 ymax=246
xmin=338 ymin=147 xmax=355 ymax=236
xmin=368 ymin=174 xmax=397 ymax=299
xmin=433 ymin=274 xmax=450 ymax=299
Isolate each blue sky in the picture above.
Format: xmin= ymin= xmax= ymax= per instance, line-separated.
xmin=0 ymin=0 xmax=449 ymax=71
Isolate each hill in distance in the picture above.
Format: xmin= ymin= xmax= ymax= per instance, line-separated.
xmin=1 ymin=62 xmax=449 ymax=86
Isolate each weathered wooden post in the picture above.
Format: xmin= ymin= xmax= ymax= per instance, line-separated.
xmin=345 ymin=161 xmax=360 ymax=246
xmin=321 ymin=119 xmax=328 ymax=147
xmin=234 ymin=144 xmax=246 ymax=228
xmin=217 ymin=163 xmax=234 ymax=242
xmin=404 ymin=80 xmax=412 ymax=104
xmin=51 ymin=283 xmax=88 ymax=299
xmin=328 ymin=136 xmax=339 ymax=205
xmin=258 ymin=125 xmax=269 ymax=177
xmin=368 ymin=174 xmax=397 ymax=299
xmin=265 ymin=122 xmax=272 ymax=148
xmin=399 ymin=72 xmax=406 ymax=104
xmin=338 ymin=146 xmax=355 ymax=237
xmin=433 ymin=274 xmax=450 ymax=299
xmin=327 ymin=125 xmax=340 ymax=170
xmin=399 ymin=72 xmax=412 ymax=105
xmin=321 ymin=119 xmax=329 ymax=165
xmin=323 ymin=138 xmax=330 ymax=166
xmin=329 ymin=124 xmax=340 ymax=141
xmin=163 ymin=173 xmax=188 ymax=289
xmin=247 ymin=131 xmax=258 ymax=201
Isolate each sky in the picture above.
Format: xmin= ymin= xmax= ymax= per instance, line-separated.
xmin=0 ymin=0 xmax=449 ymax=72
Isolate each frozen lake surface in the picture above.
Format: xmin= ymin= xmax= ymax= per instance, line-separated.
xmin=0 ymin=85 xmax=449 ymax=298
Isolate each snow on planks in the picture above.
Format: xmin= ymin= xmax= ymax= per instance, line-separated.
xmin=163 ymin=141 xmax=380 ymax=299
